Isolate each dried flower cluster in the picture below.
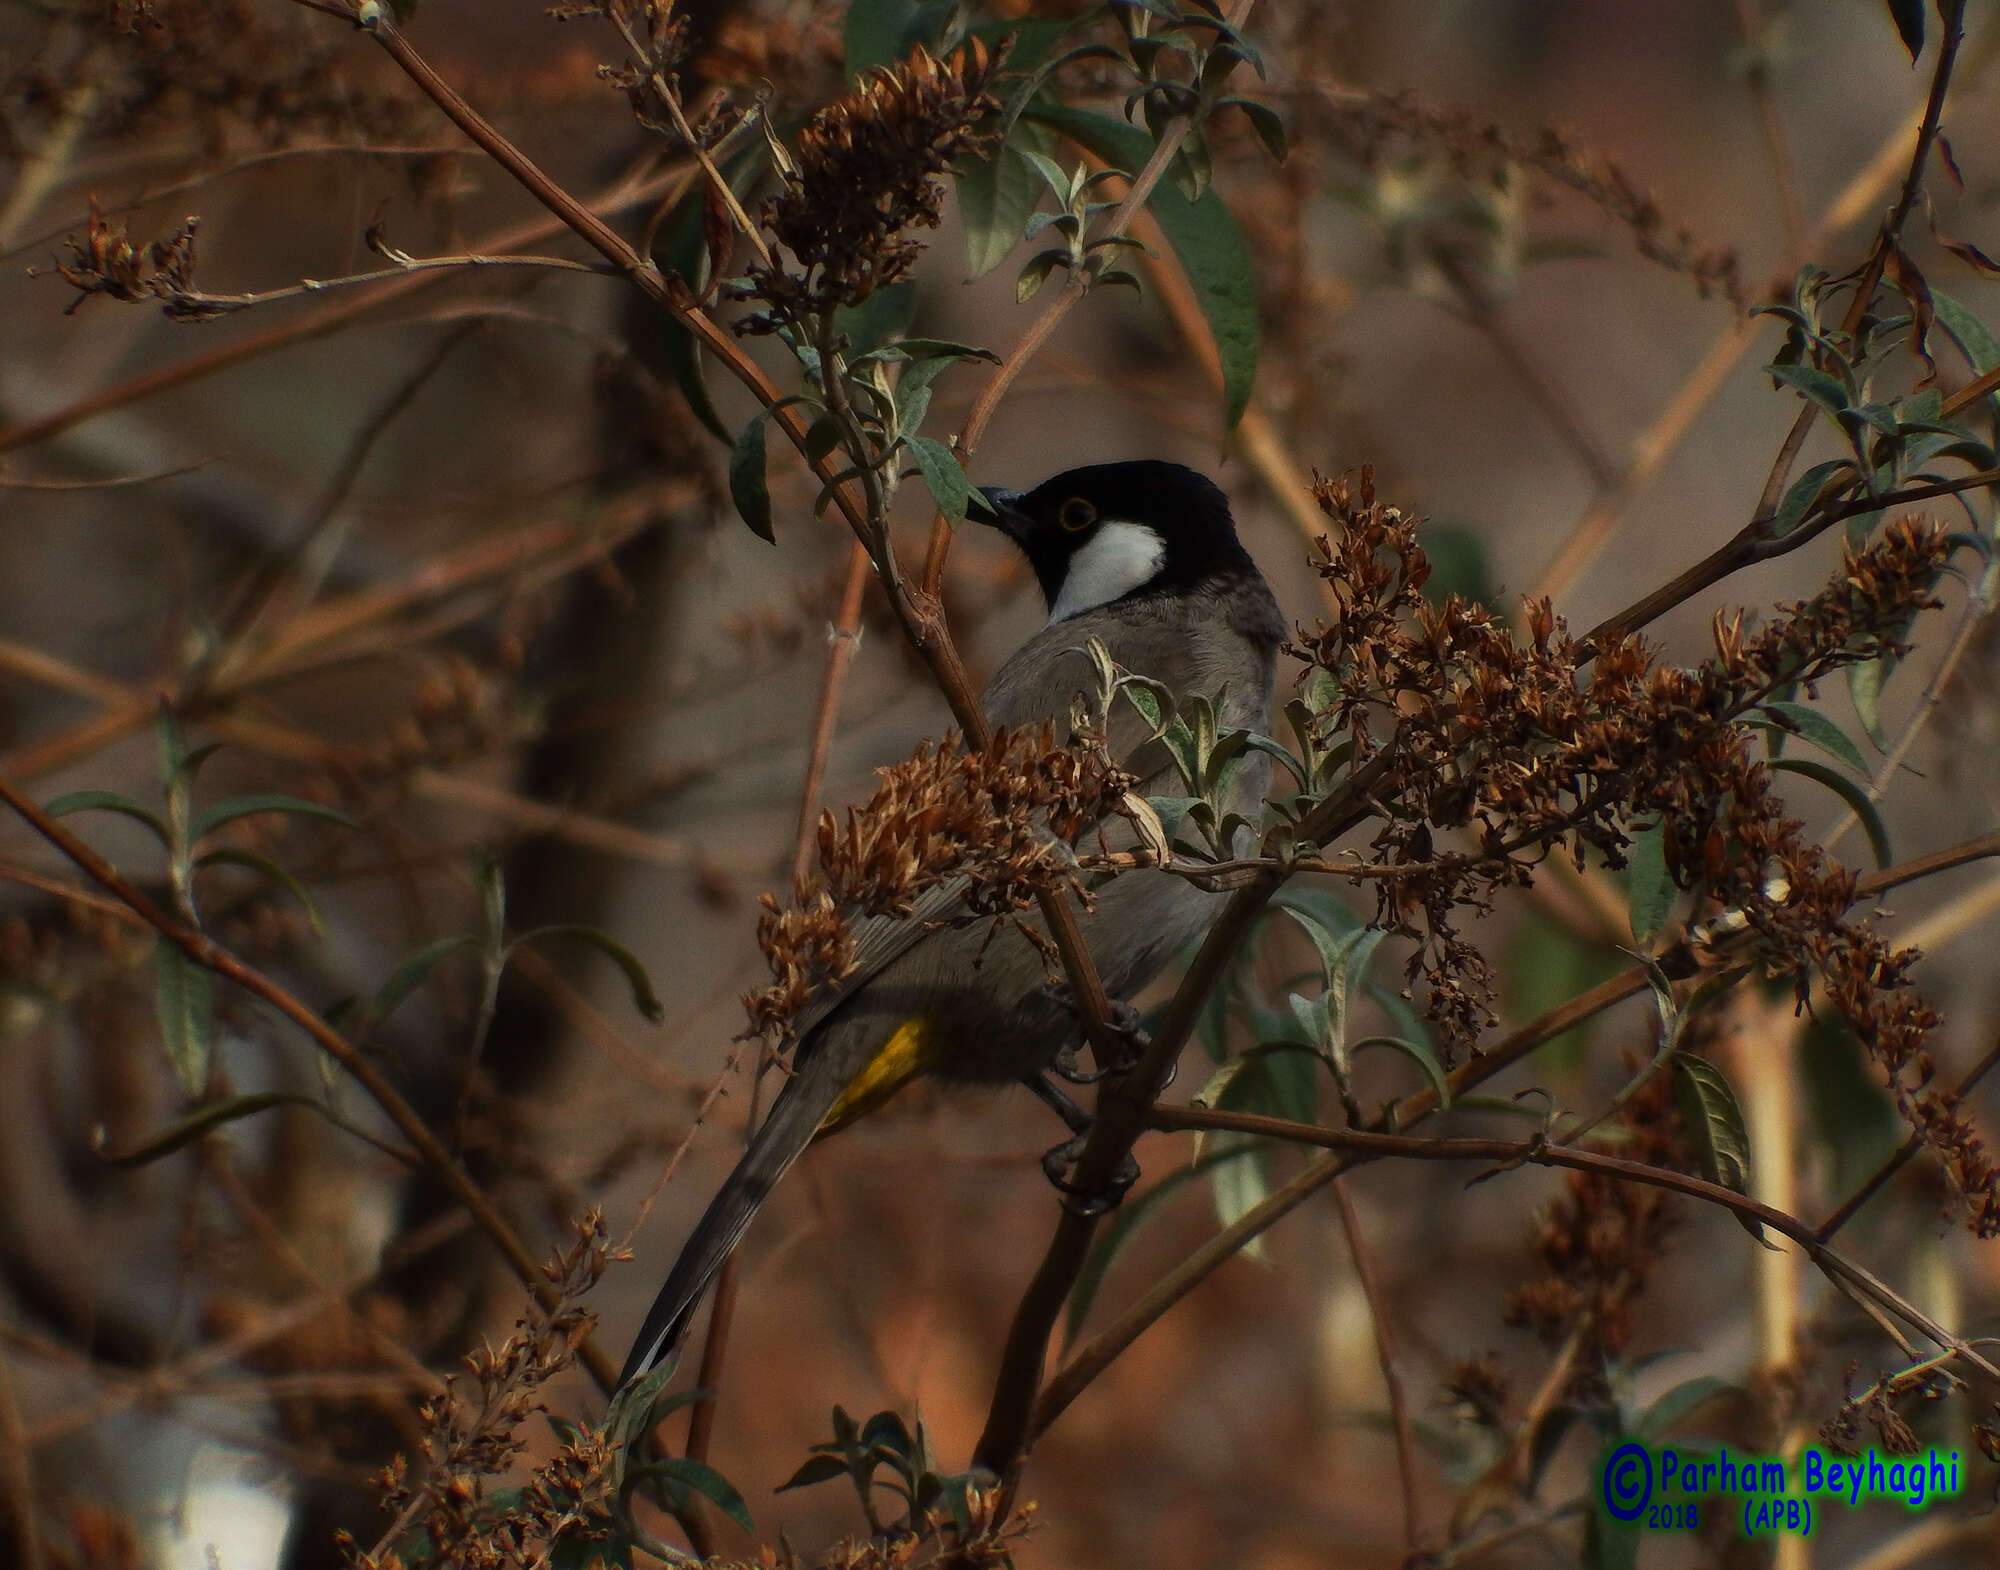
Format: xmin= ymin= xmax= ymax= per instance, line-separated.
xmin=44 ymin=196 xmax=228 ymax=320
xmin=1504 ymin=1063 xmax=1689 ymax=1370
xmin=1325 ymin=89 xmax=1743 ymax=305
xmin=1291 ymin=472 xmax=1995 ymax=1231
xmin=745 ymin=724 xmax=1135 ymax=1039
xmin=1819 ymin=1363 xmax=1929 ymax=1458
xmin=732 ymin=42 xmax=998 ymax=332
xmin=338 ymin=1212 xmax=620 ymax=1570
xmin=556 ymin=0 xmax=742 ymax=148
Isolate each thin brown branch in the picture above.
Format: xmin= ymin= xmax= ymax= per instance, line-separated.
xmin=1816 ymin=1029 xmax=2000 ymax=1240
xmin=1586 ymin=1 xmax=1969 ymax=650
xmin=0 ymin=770 xmax=626 ymax=1395
xmin=1730 ymin=0 xmax=1804 ymax=250
xmin=685 ymin=541 xmax=871 ymax=1475
xmin=1332 ymin=1178 xmax=1424 ymax=1556
xmin=0 ymin=159 xmax=697 ymax=458
xmin=1147 ymin=1105 xmax=2000 ymax=1381
xmin=1029 ymin=961 xmax=1653 ymax=1444
xmin=974 ymin=754 xmax=1399 ymax=1477
xmin=1583 ymin=466 xmax=2000 ymax=650
xmin=1854 ymin=828 xmax=2000 ymax=898
xmin=207 ymin=317 xmax=488 ymax=675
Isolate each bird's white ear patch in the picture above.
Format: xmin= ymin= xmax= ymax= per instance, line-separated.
xmin=1048 ymin=520 xmax=1166 ymax=622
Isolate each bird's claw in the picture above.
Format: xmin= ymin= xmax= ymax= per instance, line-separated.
xmin=1040 ymin=987 xmax=1151 ymax=1081
xmin=1040 ymin=1132 xmax=1139 ymax=1216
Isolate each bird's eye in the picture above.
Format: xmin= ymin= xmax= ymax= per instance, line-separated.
xmin=1058 ymin=497 xmax=1097 ymax=532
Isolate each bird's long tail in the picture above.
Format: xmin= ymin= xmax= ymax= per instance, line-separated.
xmin=618 ymin=1041 xmax=861 ymax=1386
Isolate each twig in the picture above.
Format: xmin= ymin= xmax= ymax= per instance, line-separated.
xmin=1819 ymin=575 xmax=1998 ymax=858
xmin=1585 ymin=0 xmax=1969 ymax=651
xmin=973 ymin=753 xmax=1401 ymax=1477
xmin=1028 ymin=964 xmax=1682 ymax=1444
xmin=289 ymin=1 xmax=1129 ymax=1096
xmin=0 ymin=142 xmax=480 ymax=267
xmin=1730 ymin=0 xmax=1804 ymax=251
xmin=207 ymin=317 xmax=488 ymax=677
xmin=1331 ymin=1178 xmax=1423 ymax=1556
xmin=0 ymin=158 xmax=699 ymax=457
xmin=1531 ymin=7 xmax=2000 ymax=609
xmin=1145 ymin=1105 xmax=2000 ymax=1382
xmin=684 ymin=541 xmax=871 ymax=1473
xmin=1816 ymin=1030 xmax=2000 ymax=1240
xmin=0 ymin=769 xmax=626 ymax=1394
xmin=1452 ymin=1313 xmax=1598 ymax=1537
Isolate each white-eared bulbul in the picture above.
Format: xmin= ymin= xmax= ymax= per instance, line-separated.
xmin=621 ymin=460 xmax=1283 ymax=1384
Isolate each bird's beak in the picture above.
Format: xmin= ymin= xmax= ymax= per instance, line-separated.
xmin=975 ymin=485 xmax=1029 ymax=540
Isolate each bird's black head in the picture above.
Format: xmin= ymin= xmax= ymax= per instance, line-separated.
xmin=976 ymin=460 xmax=1255 ymax=622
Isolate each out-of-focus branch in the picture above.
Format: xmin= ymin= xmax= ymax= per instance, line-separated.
xmin=0 ymin=770 xmax=626 ymax=1395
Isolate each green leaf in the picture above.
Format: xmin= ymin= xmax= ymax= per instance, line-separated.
xmin=1167 ymin=128 xmax=1211 ymax=203
xmin=43 ymin=789 xmax=170 ymax=845
xmin=650 ymin=149 xmax=766 ymax=446
xmin=1015 ymin=247 xmax=1068 ymax=302
xmin=193 ymin=847 xmax=327 ymax=936
xmin=777 ymin=1453 xmax=851 ymax=1492
xmin=802 ymin=415 xmax=842 ymax=463
xmin=875 ymin=337 xmax=1002 ymax=365
xmin=604 ymin=1360 xmax=682 ymax=1471
xmin=1625 ymin=821 xmax=1674 ymax=946
xmin=1635 ymin=1375 xmax=1735 ymax=1442
xmin=1770 ymin=757 xmax=1892 ymax=868
xmin=1750 ymin=701 xmax=1868 ymax=774
xmin=1766 ymin=361 xmax=1852 ymax=416
xmin=190 ymin=793 xmax=358 ymax=843
xmin=365 ymin=935 xmax=476 ymax=1032
xmin=1209 ymin=1132 xmax=1271 ymax=1254
xmin=1669 ymin=1051 xmax=1757 ymax=1233
xmin=1031 ymin=106 xmax=1260 ymax=427
xmin=94 ymin=1090 xmax=310 ymax=1165
xmin=1586 ymin=1473 xmax=1645 ymax=1570
xmin=728 ymin=411 xmax=776 ymax=543
xmin=1930 ymin=286 xmax=2000 ymax=409
xmin=1848 ymin=653 xmax=1890 ymax=750
xmin=1278 ymin=904 xmax=1386 ymax=1060
xmin=153 ymin=940 xmax=213 ymax=1095
xmin=843 ymin=0 xmax=919 ymax=77
xmin=957 ymin=124 xmax=1057 ymax=280
xmin=1352 ymin=1034 xmax=1452 ymax=1109
xmin=1769 ymin=459 xmax=1852 ymax=538
xmin=1225 ymin=97 xmax=1287 ymax=162
xmin=1117 ymin=675 xmax=1172 ymax=734
xmin=629 ymin=1456 xmax=753 ymax=1535
xmin=1883 ymin=0 xmax=1924 ymax=62
xmin=1504 ymin=917 xmax=1622 ymax=1075
xmin=510 ymin=924 xmax=665 ymax=1024
xmin=905 ymin=435 xmax=973 ymax=522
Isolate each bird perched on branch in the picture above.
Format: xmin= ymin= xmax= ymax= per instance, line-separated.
xmin=621 ymin=460 xmax=1283 ymax=1386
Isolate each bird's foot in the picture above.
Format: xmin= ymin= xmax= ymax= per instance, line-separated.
xmin=1040 ymin=987 xmax=1151 ymax=1082
xmin=1025 ymin=1072 xmax=1139 ymax=1214
xmin=1039 ymin=1131 xmax=1139 ymax=1217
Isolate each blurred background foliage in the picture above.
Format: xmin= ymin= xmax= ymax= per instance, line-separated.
xmin=3 ymin=1 xmax=2000 ymax=1566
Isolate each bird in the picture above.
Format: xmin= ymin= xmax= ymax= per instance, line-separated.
xmin=619 ymin=459 xmax=1284 ymax=1386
